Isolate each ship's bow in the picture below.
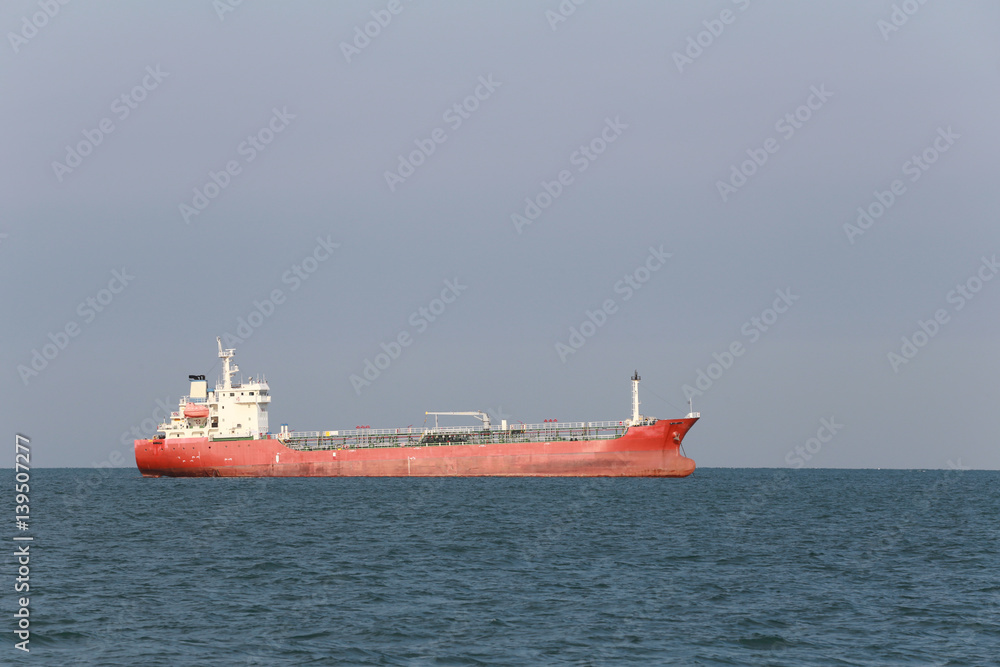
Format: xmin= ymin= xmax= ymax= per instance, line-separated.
xmin=630 ymin=416 xmax=697 ymax=477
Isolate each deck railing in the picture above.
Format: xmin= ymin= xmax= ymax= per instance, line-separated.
xmin=279 ymin=420 xmax=641 ymax=451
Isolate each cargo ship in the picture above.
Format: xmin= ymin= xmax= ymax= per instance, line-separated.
xmin=134 ymin=339 xmax=699 ymax=477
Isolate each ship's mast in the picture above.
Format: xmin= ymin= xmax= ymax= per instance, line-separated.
xmin=631 ymin=370 xmax=641 ymax=424
xmin=217 ymin=336 xmax=238 ymax=389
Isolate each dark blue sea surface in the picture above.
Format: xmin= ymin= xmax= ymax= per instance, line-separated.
xmin=4 ymin=468 xmax=999 ymax=665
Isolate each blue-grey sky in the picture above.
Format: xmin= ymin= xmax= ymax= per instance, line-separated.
xmin=3 ymin=1 xmax=999 ymax=469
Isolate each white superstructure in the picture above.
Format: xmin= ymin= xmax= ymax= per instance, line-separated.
xmin=157 ymin=337 xmax=271 ymax=440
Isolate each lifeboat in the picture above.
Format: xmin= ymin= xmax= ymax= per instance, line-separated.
xmin=184 ymin=403 xmax=209 ymax=419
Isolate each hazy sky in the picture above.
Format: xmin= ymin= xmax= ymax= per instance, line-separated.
xmin=3 ymin=1 xmax=999 ymax=469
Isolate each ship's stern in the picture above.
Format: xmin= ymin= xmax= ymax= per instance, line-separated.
xmin=134 ymin=438 xmax=164 ymax=477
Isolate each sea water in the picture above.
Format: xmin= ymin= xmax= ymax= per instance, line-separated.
xmin=4 ymin=468 xmax=998 ymax=665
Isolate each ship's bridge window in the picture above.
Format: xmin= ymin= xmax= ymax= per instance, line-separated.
xmin=230 ymin=393 xmax=234 ymax=396
xmin=249 ymin=391 xmax=254 ymax=395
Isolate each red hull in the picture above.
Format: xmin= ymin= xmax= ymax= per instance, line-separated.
xmin=135 ymin=418 xmax=697 ymax=478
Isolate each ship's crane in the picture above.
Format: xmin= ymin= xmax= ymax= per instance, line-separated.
xmin=425 ymin=411 xmax=491 ymax=429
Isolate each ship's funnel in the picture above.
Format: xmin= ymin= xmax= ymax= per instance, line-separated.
xmin=190 ymin=379 xmax=207 ymax=399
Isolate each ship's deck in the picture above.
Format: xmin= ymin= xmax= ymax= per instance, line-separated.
xmin=276 ymin=420 xmax=650 ymax=451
